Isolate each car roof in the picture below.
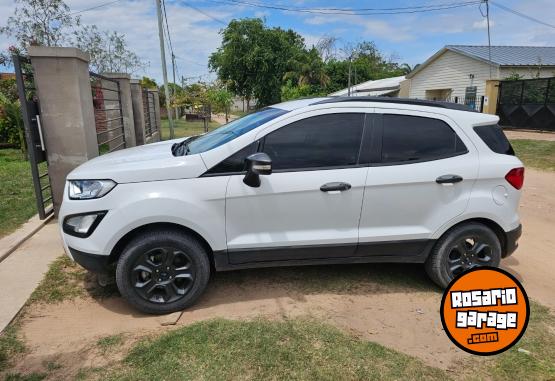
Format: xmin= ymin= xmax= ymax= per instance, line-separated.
xmin=271 ymin=96 xmax=499 ymax=126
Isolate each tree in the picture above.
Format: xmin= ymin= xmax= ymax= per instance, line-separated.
xmin=0 ymin=0 xmax=80 ymax=47
xmin=74 ymin=25 xmax=146 ymax=74
xmin=207 ymin=87 xmax=233 ymax=122
xmin=209 ymin=18 xmax=306 ymax=107
xmin=284 ymin=47 xmax=330 ymax=88
xmin=323 ymin=41 xmax=407 ymax=93
xmin=280 ymin=80 xmax=322 ymax=101
xmin=316 ymin=36 xmax=338 ymax=63
xmin=139 ymin=77 xmax=158 ymax=89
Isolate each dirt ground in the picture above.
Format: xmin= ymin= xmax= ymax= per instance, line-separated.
xmin=505 ymin=129 xmax=555 ymax=141
xmin=7 ymin=169 xmax=555 ymax=378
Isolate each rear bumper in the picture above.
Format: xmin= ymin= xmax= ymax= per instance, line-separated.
xmin=504 ymin=224 xmax=522 ymax=258
xmin=69 ymin=247 xmax=110 ymax=273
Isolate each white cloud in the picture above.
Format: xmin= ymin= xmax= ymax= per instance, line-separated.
xmin=0 ymin=0 xmax=236 ymax=81
xmin=472 ymin=18 xmax=494 ymax=29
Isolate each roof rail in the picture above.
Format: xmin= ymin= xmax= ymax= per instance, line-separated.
xmin=311 ymin=96 xmax=476 ymax=112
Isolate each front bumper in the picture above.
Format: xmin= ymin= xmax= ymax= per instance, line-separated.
xmin=503 ymin=224 xmax=522 ymax=258
xmin=69 ymin=247 xmax=110 ymax=273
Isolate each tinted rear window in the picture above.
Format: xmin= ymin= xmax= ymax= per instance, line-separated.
xmin=381 ymin=114 xmax=467 ymax=164
xmin=473 ymin=124 xmax=515 ymax=155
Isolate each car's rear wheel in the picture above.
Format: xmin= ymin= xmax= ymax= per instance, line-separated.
xmin=425 ymin=222 xmax=502 ymax=288
xmin=116 ymin=229 xmax=210 ymax=314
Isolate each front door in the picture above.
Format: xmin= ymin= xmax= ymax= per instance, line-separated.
xmin=225 ymin=112 xmax=368 ymax=264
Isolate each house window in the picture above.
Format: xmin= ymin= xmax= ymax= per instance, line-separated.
xmin=464 ymin=86 xmax=478 ymax=108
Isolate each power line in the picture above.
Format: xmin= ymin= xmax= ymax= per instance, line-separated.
xmin=205 ymin=0 xmax=483 ymax=15
xmin=68 ymin=0 xmax=122 ymax=16
xmin=490 ymin=1 xmax=555 ymax=30
xmin=161 ymin=0 xmax=175 ymax=56
xmin=181 ymin=1 xmax=227 ymax=25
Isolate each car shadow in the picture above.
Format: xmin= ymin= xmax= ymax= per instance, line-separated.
xmin=84 ymin=262 xmax=440 ymax=317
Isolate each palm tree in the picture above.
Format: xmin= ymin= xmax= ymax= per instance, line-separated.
xmin=284 ymin=48 xmax=330 ymax=88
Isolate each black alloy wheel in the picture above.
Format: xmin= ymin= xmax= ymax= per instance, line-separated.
xmin=116 ymin=229 xmax=210 ymax=314
xmin=132 ymin=246 xmax=195 ymax=304
xmin=446 ymin=237 xmax=495 ymax=278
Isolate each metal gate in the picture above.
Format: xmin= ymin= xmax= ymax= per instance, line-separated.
xmin=497 ymin=77 xmax=555 ymax=131
xmin=90 ymin=72 xmax=126 ymax=154
xmin=13 ymin=55 xmax=53 ymax=220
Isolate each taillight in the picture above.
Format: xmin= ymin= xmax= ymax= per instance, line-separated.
xmin=505 ymin=167 xmax=525 ymax=190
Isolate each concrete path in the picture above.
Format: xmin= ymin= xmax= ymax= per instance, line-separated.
xmin=0 ymin=221 xmax=62 ymax=332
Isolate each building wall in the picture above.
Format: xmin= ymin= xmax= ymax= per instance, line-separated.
xmin=408 ymin=50 xmax=499 ymax=100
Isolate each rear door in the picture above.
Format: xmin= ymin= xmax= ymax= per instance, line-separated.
xmin=358 ymin=110 xmax=478 ymax=256
xmin=225 ymin=111 xmax=368 ymax=264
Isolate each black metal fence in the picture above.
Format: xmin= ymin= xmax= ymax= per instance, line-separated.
xmin=90 ymin=73 xmax=126 ymax=154
xmin=497 ymin=77 xmax=555 ymax=131
xmin=13 ymin=55 xmax=53 ymax=220
xmin=445 ymin=96 xmax=485 ymax=112
xmin=143 ymin=89 xmax=158 ymax=138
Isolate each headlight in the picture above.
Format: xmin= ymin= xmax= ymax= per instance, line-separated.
xmin=63 ymin=211 xmax=107 ymax=238
xmin=68 ymin=180 xmax=116 ymax=200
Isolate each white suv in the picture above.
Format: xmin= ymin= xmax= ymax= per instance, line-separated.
xmin=59 ymin=97 xmax=523 ymax=314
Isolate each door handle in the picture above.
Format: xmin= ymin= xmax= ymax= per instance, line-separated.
xmin=436 ymin=174 xmax=463 ymax=184
xmin=320 ymin=182 xmax=352 ymax=192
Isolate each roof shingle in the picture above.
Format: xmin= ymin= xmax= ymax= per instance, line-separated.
xmin=446 ymin=45 xmax=555 ymax=66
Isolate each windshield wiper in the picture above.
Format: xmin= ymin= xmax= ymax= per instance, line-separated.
xmin=171 ymin=135 xmax=199 ymax=156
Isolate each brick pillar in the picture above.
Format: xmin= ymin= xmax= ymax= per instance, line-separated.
xmin=130 ymin=79 xmax=146 ymax=146
xmin=102 ymin=73 xmax=136 ymax=147
xmin=28 ymin=46 xmax=98 ymax=215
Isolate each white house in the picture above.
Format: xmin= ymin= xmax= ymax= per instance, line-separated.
xmin=404 ymin=45 xmax=555 ymax=103
xmin=329 ymin=76 xmax=406 ymax=97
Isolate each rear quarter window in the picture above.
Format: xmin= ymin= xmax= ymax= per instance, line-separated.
xmin=473 ymin=124 xmax=515 ymax=155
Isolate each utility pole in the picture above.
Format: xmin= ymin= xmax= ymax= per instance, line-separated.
xmin=485 ymin=0 xmax=493 ymax=79
xmin=347 ymin=55 xmax=352 ymax=97
xmin=172 ymin=53 xmax=178 ymax=120
xmin=155 ymin=0 xmax=175 ymax=139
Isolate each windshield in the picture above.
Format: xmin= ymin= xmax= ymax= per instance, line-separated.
xmin=183 ymin=107 xmax=289 ymax=155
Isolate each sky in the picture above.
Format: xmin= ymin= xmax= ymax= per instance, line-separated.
xmin=1 ymin=0 xmax=555 ymax=84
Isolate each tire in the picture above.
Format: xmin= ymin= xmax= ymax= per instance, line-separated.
xmin=425 ymin=222 xmax=502 ymax=288
xmin=116 ymin=229 xmax=210 ymax=314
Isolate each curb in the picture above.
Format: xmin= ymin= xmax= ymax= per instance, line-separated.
xmin=0 ymin=214 xmax=54 ymax=264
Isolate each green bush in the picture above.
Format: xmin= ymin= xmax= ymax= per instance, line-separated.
xmin=0 ymin=89 xmax=25 ymax=149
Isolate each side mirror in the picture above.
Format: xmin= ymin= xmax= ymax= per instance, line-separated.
xmin=243 ymin=152 xmax=272 ymax=187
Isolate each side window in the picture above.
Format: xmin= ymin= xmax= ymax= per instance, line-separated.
xmin=381 ymin=114 xmax=467 ymax=164
xmin=262 ymin=113 xmax=364 ymax=171
xmin=206 ymin=141 xmax=258 ymax=174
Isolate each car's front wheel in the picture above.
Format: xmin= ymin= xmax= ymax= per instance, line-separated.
xmin=116 ymin=229 xmax=210 ymax=314
xmin=425 ymin=222 xmax=502 ymax=288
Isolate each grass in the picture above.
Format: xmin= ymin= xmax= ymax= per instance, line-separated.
xmin=28 ymin=255 xmax=118 ymax=305
xmin=510 ymin=139 xmax=555 ymax=171
xmin=0 ymin=325 xmax=25 ymax=372
xmin=3 ymin=373 xmax=46 ymax=381
xmin=97 ymin=318 xmax=448 ymax=381
xmin=478 ymin=301 xmax=555 ymax=380
xmin=96 ymin=334 xmax=124 ymax=351
xmin=28 ymin=256 xmax=87 ymax=304
xmin=161 ymin=118 xmax=221 ymax=140
xmin=0 ymin=149 xmax=49 ymax=238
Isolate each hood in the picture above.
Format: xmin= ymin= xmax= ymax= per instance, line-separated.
xmin=67 ymin=139 xmax=207 ymax=183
